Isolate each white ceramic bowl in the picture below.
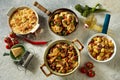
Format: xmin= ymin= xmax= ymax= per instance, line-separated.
xmin=87 ymin=33 xmax=116 ymax=62
xmin=7 ymin=6 xmax=40 ymax=35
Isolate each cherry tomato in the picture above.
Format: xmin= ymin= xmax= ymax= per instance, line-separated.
xmin=4 ymin=37 xmax=12 ymax=43
xmin=87 ymin=69 xmax=95 ymax=77
xmin=6 ymin=44 xmax=12 ymax=49
xmin=6 ymin=45 xmax=10 ymax=49
xmin=85 ymin=62 xmax=94 ymax=69
xmin=9 ymin=42 xmax=13 ymax=47
xmin=13 ymin=39 xmax=19 ymax=45
xmin=80 ymin=66 xmax=87 ymax=73
xmin=9 ymin=32 xmax=16 ymax=38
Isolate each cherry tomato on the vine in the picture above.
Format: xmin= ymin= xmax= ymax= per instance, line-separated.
xmin=87 ymin=69 xmax=95 ymax=77
xmin=4 ymin=37 xmax=12 ymax=43
xmin=9 ymin=32 xmax=16 ymax=38
xmin=85 ymin=62 xmax=94 ymax=69
xmin=80 ymin=66 xmax=87 ymax=73
xmin=6 ymin=44 xmax=12 ymax=49
xmin=13 ymin=39 xmax=19 ymax=45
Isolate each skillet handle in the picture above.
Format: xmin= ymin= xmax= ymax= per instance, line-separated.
xmin=34 ymin=1 xmax=51 ymax=16
xmin=102 ymin=14 xmax=111 ymax=34
xmin=40 ymin=64 xmax=52 ymax=77
xmin=72 ymin=39 xmax=84 ymax=51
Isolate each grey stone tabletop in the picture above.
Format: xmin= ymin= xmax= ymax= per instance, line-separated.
xmin=0 ymin=0 xmax=120 ymax=80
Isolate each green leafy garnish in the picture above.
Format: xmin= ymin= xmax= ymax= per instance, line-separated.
xmin=3 ymin=53 xmax=10 ymax=56
xmin=75 ymin=3 xmax=107 ymax=17
xmin=50 ymin=21 xmax=54 ymax=26
xmin=61 ymin=31 xmax=67 ymax=36
xmin=59 ymin=16 xmax=63 ymax=20
xmin=57 ymin=56 xmax=62 ymax=60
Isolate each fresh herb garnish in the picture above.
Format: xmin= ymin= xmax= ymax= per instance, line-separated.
xmin=57 ymin=56 xmax=62 ymax=60
xmin=59 ymin=16 xmax=63 ymax=20
xmin=75 ymin=3 xmax=107 ymax=17
xmin=50 ymin=21 xmax=54 ymax=26
xmin=61 ymin=31 xmax=67 ymax=36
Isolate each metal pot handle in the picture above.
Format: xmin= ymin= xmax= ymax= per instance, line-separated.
xmin=72 ymin=39 xmax=84 ymax=51
xmin=40 ymin=64 xmax=52 ymax=77
xmin=34 ymin=1 xmax=51 ymax=16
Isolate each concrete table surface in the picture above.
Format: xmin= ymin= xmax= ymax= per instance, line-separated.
xmin=0 ymin=0 xmax=120 ymax=80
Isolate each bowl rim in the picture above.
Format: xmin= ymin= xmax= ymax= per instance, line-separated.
xmin=87 ymin=33 xmax=117 ymax=62
xmin=8 ymin=6 xmax=39 ymax=35
xmin=44 ymin=40 xmax=81 ymax=76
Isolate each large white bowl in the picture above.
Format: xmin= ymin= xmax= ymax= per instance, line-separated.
xmin=87 ymin=33 xmax=116 ymax=62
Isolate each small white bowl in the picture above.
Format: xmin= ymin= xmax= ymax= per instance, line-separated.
xmin=87 ymin=33 xmax=116 ymax=62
